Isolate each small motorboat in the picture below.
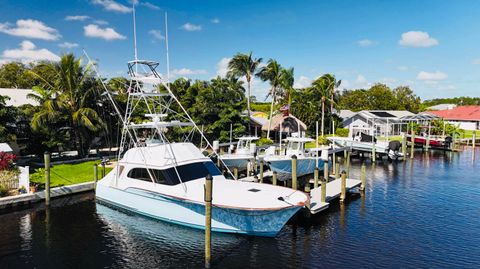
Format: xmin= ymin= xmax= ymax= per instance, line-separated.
xmin=264 ymin=136 xmax=324 ymax=181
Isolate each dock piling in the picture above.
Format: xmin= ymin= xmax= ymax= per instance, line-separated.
xmin=323 ymin=162 xmax=329 ymax=182
xmin=44 ymin=152 xmax=51 ymax=206
xmin=340 ymin=171 xmax=347 ymax=203
xmin=259 ymin=160 xmax=264 ymax=183
xmin=320 ymin=174 xmax=326 ymax=203
xmin=292 ymin=155 xmax=298 ymax=190
xmin=346 ymin=151 xmax=351 ymax=177
xmin=473 ymin=133 xmax=476 ymax=149
xmin=401 ymin=133 xmax=407 ymax=157
xmin=335 ymin=162 xmax=340 ymax=179
xmin=410 ymin=131 xmax=415 ymax=159
xmin=204 ymin=174 xmax=213 ymax=269
xmin=360 ymin=163 xmax=366 ymax=191
xmin=313 ymin=167 xmax=319 ymax=188
xmin=272 ymin=171 xmax=277 ymax=186
xmin=94 ymin=163 xmax=98 ymax=190
xmin=372 ymin=143 xmax=376 ymax=162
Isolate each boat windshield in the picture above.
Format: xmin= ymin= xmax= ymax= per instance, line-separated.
xmin=127 ymin=161 xmax=221 ymax=185
xmin=288 ymin=141 xmax=301 ymax=151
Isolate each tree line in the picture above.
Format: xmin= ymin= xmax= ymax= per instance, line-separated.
xmin=0 ymin=52 xmax=424 ymax=157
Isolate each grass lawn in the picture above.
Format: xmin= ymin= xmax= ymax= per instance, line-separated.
xmin=30 ymin=160 xmax=113 ymax=189
xmin=460 ymin=129 xmax=480 ymax=139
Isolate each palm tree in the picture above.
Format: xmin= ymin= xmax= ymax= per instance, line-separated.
xmin=310 ymin=74 xmax=335 ymax=136
xmin=280 ymin=67 xmax=294 ymax=107
xmin=29 ymin=54 xmax=104 ymax=157
xmin=227 ymin=52 xmax=262 ymax=134
xmin=256 ymin=59 xmax=283 ymax=139
xmin=323 ymin=74 xmax=341 ymax=134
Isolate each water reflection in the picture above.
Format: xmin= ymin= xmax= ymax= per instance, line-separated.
xmin=1 ymin=148 xmax=480 ymax=268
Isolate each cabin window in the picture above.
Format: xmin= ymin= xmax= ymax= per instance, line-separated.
xmin=126 ymin=161 xmax=221 ymax=185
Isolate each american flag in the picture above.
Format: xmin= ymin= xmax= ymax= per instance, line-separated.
xmin=280 ymin=104 xmax=289 ymax=111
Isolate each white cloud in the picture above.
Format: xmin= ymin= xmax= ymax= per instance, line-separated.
xmin=2 ymin=40 xmax=60 ymax=63
xmin=355 ymin=75 xmax=367 ymax=84
xmin=215 ymin=57 xmax=230 ymax=77
xmin=84 ymin=24 xmax=126 ymax=40
xmin=417 ymin=71 xmax=447 ymax=81
xmin=180 ymin=23 xmax=202 ymax=31
xmin=0 ymin=19 xmax=61 ymax=41
xmin=293 ymin=76 xmax=311 ymax=88
xmin=141 ymin=2 xmax=161 ymax=10
xmin=352 ymin=74 xmax=370 ymax=88
xmin=171 ymin=68 xmax=207 ymax=76
xmin=94 ymin=19 xmax=109 ymax=25
xmin=58 ymin=42 xmax=79 ymax=48
xmin=399 ymin=31 xmax=438 ymax=47
xmin=65 ymin=15 xmax=90 ymax=21
xmin=356 ymin=39 xmax=377 ymax=47
xmin=472 ymin=59 xmax=480 ymax=65
xmin=211 ymin=18 xmax=220 ymax=24
xmin=149 ymin=29 xmax=165 ymax=40
xmin=397 ymin=65 xmax=409 ymax=71
xmin=91 ymin=0 xmax=132 ymax=13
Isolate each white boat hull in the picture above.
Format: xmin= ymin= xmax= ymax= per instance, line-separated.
xmin=265 ymin=158 xmax=324 ymax=181
xmin=96 ymin=183 xmax=301 ymax=237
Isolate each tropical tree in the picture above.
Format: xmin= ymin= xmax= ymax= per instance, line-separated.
xmin=256 ymin=59 xmax=284 ymax=139
xmin=227 ymin=52 xmax=262 ymax=134
xmin=28 ymin=54 xmax=104 ymax=157
xmin=280 ymin=67 xmax=295 ymax=107
xmin=310 ymin=74 xmax=335 ymax=136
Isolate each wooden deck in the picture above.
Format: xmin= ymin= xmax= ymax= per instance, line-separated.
xmin=309 ymin=178 xmax=362 ymax=214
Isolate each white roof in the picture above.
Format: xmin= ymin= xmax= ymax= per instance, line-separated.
xmin=0 ymin=88 xmax=38 ymax=107
xmin=339 ymin=109 xmax=355 ymax=119
xmin=237 ymin=136 xmax=259 ymax=141
xmin=284 ymin=137 xmax=314 ymax=142
xmin=0 ymin=143 xmax=13 ymax=153
xmin=426 ymin=104 xmax=456 ymax=111
xmin=120 ymin=142 xmax=208 ymax=168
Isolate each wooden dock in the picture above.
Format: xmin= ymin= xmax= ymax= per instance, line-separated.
xmin=309 ymin=178 xmax=361 ymax=214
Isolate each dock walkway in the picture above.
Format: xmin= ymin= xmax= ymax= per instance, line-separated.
xmin=310 ymin=178 xmax=361 ymax=214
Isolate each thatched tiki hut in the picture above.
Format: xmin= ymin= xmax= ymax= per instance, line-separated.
xmin=262 ymin=114 xmax=307 ymax=141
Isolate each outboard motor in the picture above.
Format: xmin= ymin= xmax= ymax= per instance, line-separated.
xmin=444 ymin=136 xmax=453 ymax=148
xmin=388 ymin=140 xmax=402 ymax=160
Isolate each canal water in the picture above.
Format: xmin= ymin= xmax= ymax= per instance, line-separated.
xmin=1 ymin=148 xmax=479 ymax=268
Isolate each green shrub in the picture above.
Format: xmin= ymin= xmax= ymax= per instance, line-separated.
xmin=0 ymin=185 xmax=8 ymax=197
xmin=257 ymin=138 xmax=273 ymax=146
xmin=335 ymin=128 xmax=349 ymax=137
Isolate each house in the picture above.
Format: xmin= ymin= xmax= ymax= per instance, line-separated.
xmin=342 ymin=110 xmax=415 ymax=136
xmin=426 ymin=103 xmax=456 ymax=111
xmin=338 ymin=109 xmax=355 ymax=120
xmin=0 ymin=88 xmax=37 ymax=107
xmin=426 ymin=106 xmax=480 ymax=130
xmin=249 ymin=111 xmax=269 ymax=136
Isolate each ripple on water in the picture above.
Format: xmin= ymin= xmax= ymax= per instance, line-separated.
xmin=0 ymin=148 xmax=479 ymax=268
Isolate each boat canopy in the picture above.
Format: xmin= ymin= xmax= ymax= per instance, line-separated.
xmin=120 ymin=143 xmax=209 ymax=168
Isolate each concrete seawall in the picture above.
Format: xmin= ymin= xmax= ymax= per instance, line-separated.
xmin=0 ymin=181 xmax=95 ymax=212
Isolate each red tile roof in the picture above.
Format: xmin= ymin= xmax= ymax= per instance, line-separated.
xmin=427 ymin=106 xmax=480 ymax=121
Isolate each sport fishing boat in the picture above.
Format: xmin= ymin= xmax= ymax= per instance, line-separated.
xmin=220 ymin=136 xmax=259 ymax=171
xmin=264 ymin=136 xmax=324 ymax=181
xmin=93 ymin=59 xmax=309 ymax=237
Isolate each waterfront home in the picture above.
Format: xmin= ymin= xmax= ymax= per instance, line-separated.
xmin=342 ymin=110 xmax=415 ymax=137
xmin=427 ymin=105 xmax=480 ymax=130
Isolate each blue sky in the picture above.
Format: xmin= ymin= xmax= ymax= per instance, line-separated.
xmin=1 ymin=0 xmax=479 ymax=100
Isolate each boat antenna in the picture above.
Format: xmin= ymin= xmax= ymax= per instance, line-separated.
xmin=133 ymin=1 xmax=138 ymax=63
xmin=165 ymin=12 xmax=170 ymax=85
